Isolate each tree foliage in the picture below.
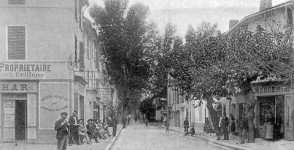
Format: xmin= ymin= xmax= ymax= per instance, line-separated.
xmin=90 ymin=0 xmax=153 ymax=111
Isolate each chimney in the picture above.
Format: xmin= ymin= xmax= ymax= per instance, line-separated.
xmin=229 ymin=19 xmax=239 ymax=29
xmin=259 ymin=0 xmax=272 ymax=11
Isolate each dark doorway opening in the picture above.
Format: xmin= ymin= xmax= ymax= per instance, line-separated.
xmin=15 ymin=100 xmax=26 ymax=141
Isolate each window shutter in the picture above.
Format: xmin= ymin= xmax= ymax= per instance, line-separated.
xmin=8 ymin=26 xmax=26 ymax=59
xmin=79 ymin=42 xmax=85 ymax=71
xmin=75 ymin=36 xmax=77 ymax=63
xmin=8 ymin=0 xmax=25 ymax=5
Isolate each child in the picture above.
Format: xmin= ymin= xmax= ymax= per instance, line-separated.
xmin=185 ymin=125 xmax=195 ymax=136
xmin=189 ymin=125 xmax=195 ymax=136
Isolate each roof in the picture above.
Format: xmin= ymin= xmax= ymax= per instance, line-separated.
xmin=225 ymin=1 xmax=292 ymax=35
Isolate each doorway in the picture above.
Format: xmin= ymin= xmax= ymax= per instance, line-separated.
xmin=257 ymin=96 xmax=284 ymax=139
xmin=2 ymin=93 xmax=27 ymax=142
xmin=15 ymin=100 xmax=26 ymax=140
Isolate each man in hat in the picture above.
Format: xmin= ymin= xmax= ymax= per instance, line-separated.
xmin=68 ymin=111 xmax=80 ymax=145
xmin=86 ymin=119 xmax=99 ymax=143
xmin=239 ymin=114 xmax=248 ymax=144
xmin=55 ymin=112 xmax=70 ymax=150
xmin=220 ymin=113 xmax=230 ymax=140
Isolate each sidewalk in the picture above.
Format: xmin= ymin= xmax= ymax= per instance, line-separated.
xmin=0 ymin=124 xmax=123 ymax=150
xmin=153 ymin=122 xmax=294 ymax=150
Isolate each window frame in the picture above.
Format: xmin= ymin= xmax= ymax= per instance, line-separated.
xmin=6 ymin=25 xmax=27 ymax=60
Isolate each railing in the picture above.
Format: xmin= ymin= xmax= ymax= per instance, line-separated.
xmin=74 ymin=70 xmax=103 ymax=90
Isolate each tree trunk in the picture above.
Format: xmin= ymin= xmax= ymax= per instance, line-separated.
xmin=205 ymin=95 xmax=221 ymax=137
xmin=244 ymin=90 xmax=256 ymax=143
xmin=246 ymin=104 xmax=255 ymax=143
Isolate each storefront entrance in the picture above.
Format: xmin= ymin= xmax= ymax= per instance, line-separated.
xmin=15 ymin=100 xmax=26 ymax=140
xmin=257 ymin=96 xmax=284 ymax=139
xmin=2 ymin=93 xmax=27 ymax=142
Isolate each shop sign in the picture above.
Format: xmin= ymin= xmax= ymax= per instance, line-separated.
xmin=254 ymin=86 xmax=290 ymax=94
xmin=0 ymin=82 xmax=37 ymax=93
xmin=0 ymin=62 xmax=71 ymax=80
xmin=39 ymin=82 xmax=69 ymax=130
xmin=40 ymin=95 xmax=68 ymax=112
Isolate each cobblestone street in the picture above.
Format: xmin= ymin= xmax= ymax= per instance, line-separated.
xmin=111 ymin=123 xmax=227 ymax=150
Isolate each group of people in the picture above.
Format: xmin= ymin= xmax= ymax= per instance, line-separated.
xmin=163 ymin=116 xmax=195 ymax=136
xmin=54 ymin=111 xmax=113 ymax=150
xmin=218 ymin=113 xmax=248 ymax=144
xmin=162 ymin=113 xmax=249 ymax=144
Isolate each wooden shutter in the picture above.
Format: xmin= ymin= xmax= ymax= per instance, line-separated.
xmin=8 ymin=0 xmax=25 ymax=5
xmin=8 ymin=26 xmax=26 ymax=59
xmin=75 ymin=36 xmax=77 ymax=63
xmin=79 ymin=42 xmax=85 ymax=71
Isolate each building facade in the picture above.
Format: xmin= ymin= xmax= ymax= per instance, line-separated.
xmin=0 ymin=0 xmax=110 ymax=143
xmin=226 ymin=0 xmax=294 ymax=140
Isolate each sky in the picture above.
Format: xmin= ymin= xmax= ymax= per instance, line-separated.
xmin=88 ymin=0 xmax=289 ymax=36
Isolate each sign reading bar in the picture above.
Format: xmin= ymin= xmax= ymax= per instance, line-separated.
xmin=0 ymin=62 xmax=71 ymax=80
xmin=254 ymin=86 xmax=291 ymax=94
xmin=0 ymin=82 xmax=37 ymax=93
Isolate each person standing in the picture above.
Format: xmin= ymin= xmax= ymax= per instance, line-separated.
xmin=55 ymin=112 xmax=70 ymax=150
xmin=184 ymin=118 xmax=189 ymax=135
xmin=112 ymin=115 xmax=118 ymax=137
xmin=145 ymin=118 xmax=148 ymax=127
xmin=239 ymin=114 xmax=248 ymax=144
xmin=230 ymin=114 xmax=236 ymax=135
xmin=220 ymin=113 xmax=230 ymax=140
xmin=127 ymin=114 xmax=131 ymax=124
xmin=165 ymin=118 xmax=170 ymax=133
xmin=68 ymin=111 xmax=80 ymax=145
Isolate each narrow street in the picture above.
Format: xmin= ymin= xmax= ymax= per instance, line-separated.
xmin=111 ymin=123 xmax=228 ymax=150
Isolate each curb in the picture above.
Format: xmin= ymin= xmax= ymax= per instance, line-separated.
xmin=155 ymin=124 xmax=252 ymax=150
xmin=104 ymin=125 xmax=124 ymax=150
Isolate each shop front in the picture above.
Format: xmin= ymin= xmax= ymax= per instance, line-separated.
xmin=253 ymin=84 xmax=294 ymax=140
xmin=0 ymin=61 xmax=72 ymax=143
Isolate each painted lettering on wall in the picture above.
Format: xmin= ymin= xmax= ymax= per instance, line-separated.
xmin=0 ymin=62 xmax=52 ymax=79
xmin=0 ymin=63 xmax=52 ymax=72
xmin=0 ymin=83 xmax=37 ymax=92
xmin=41 ymin=95 xmax=68 ymax=112
xmin=2 ymin=84 xmax=28 ymax=91
xmin=254 ymin=86 xmax=290 ymax=94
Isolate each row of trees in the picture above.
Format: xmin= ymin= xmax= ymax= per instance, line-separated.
xmin=153 ymin=23 xmax=293 ymax=142
xmin=89 ymin=0 xmax=293 ymax=142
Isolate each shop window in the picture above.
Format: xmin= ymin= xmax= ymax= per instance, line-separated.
xmin=8 ymin=0 xmax=25 ymax=4
xmin=258 ymin=96 xmax=275 ymax=126
xmin=7 ymin=26 xmax=26 ymax=59
xmin=287 ymin=7 xmax=293 ymax=26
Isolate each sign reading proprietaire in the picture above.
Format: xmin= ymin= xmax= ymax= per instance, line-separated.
xmin=0 ymin=62 xmax=71 ymax=80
